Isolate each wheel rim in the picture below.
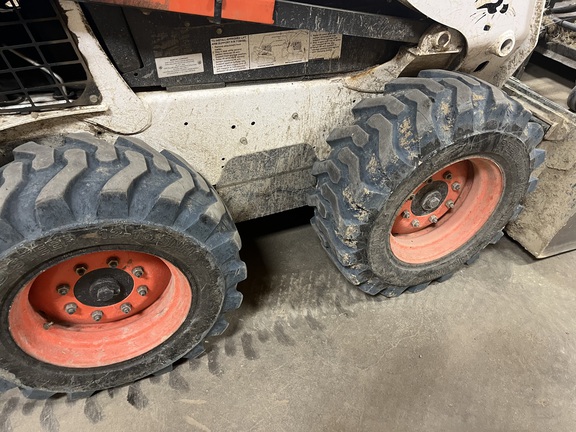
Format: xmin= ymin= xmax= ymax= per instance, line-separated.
xmin=390 ymin=157 xmax=504 ymax=264
xmin=8 ymin=250 xmax=192 ymax=368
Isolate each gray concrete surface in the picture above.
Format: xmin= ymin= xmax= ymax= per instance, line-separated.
xmin=0 ymin=208 xmax=575 ymax=432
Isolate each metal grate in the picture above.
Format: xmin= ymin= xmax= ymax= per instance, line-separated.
xmin=0 ymin=0 xmax=99 ymax=114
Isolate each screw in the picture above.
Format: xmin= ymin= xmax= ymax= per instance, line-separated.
xmin=132 ymin=267 xmax=144 ymax=278
xmin=443 ymin=171 xmax=453 ymax=180
xmin=89 ymin=94 xmax=99 ymax=104
xmin=121 ymin=303 xmax=132 ymax=314
xmin=216 ymin=27 xmax=223 ymax=35
xmin=137 ymin=285 xmax=148 ymax=296
xmin=429 ymin=215 xmax=439 ymax=224
xmin=452 ymin=182 xmax=461 ymax=191
xmin=107 ymin=257 xmax=119 ymax=268
xmin=240 ymin=137 xmax=248 ymax=145
xmin=91 ymin=310 xmax=103 ymax=322
xmin=446 ymin=200 xmax=455 ymax=209
xmin=402 ymin=211 xmax=411 ymax=219
xmin=57 ymin=284 xmax=70 ymax=296
xmin=411 ymin=220 xmax=420 ymax=228
xmin=75 ymin=264 xmax=88 ymax=276
xmin=64 ymin=303 xmax=78 ymax=315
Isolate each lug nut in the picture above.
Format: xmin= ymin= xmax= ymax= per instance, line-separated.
xmin=443 ymin=171 xmax=453 ymax=180
xmin=429 ymin=215 xmax=439 ymax=224
xmin=446 ymin=200 xmax=455 ymax=209
xmin=57 ymin=284 xmax=70 ymax=296
xmin=137 ymin=285 xmax=148 ymax=296
xmin=91 ymin=310 xmax=103 ymax=322
xmin=402 ymin=211 xmax=411 ymax=219
xmin=132 ymin=267 xmax=144 ymax=278
xmin=452 ymin=182 xmax=461 ymax=191
xmin=64 ymin=303 xmax=78 ymax=315
xmin=411 ymin=220 xmax=420 ymax=228
xmin=121 ymin=303 xmax=132 ymax=314
xmin=75 ymin=264 xmax=88 ymax=276
xmin=107 ymin=257 xmax=119 ymax=268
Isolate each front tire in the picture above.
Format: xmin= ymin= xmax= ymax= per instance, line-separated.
xmin=0 ymin=134 xmax=246 ymax=398
xmin=308 ymin=70 xmax=544 ymax=297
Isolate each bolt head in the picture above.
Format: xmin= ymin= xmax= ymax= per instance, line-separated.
xmin=429 ymin=215 xmax=439 ymax=224
xmin=75 ymin=264 xmax=88 ymax=276
xmin=411 ymin=220 xmax=421 ymax=228
xmin=64 ymin=303 xmax=78 ymax=315
xmin=446 ymin=200 xmax=455 ymax=209
xmin=120 ymin=303 xmax=132 ymax=314
xmin=452 ymin=182 xmax=461 ymax=191
xmin=132 ymin=267 xmax=144 ymax=278
xmin=443 ymin=171 xmax=453 ymax=180
xmin=402 ymin=211 xmax=411 ymax=219
xmin=107 ymin=257 xmax=119 ymax=268
xmin=57 ymin=284 xmax=70 ymax=296
xmin=91 ymin=310 xmax=103 ymax=322
xmin=137 ymin=285 xmax=148 ymax=296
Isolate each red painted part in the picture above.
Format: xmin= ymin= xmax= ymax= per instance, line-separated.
xmin=390 ymin=157 xmax=504 ymax=264
xmin=8 ymin=251 xmax=192 ymax=368
xmin=80 ymin=0 xmax=277 ymax=24
xmin=392 ymin=161 xmax=469 ymax=235
xmin=81 ymin=0 xmax=215 ymax=17
xmin=222 ymin=0 xmax=275 ymax=24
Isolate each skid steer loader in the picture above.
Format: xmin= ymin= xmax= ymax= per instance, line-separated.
xmin=0 ymin=0 xmax=547 ymax=398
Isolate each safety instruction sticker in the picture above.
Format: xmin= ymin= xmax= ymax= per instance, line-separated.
xmin=210 ymin=30 xmax=342 ymax=75
xmin=155 ymin=53 xmax=204 ymax=78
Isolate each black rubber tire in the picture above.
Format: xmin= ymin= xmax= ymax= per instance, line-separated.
xmin=308 ymin=70 xmax=545 ymax=297
xmin=0 ymin=133 xmax=246 ymax=399
xmin=567 ymin=85 xmax=576 ymax=112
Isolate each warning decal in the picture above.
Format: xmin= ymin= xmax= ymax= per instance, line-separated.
xmin=155 ymin=53 xmax=205 ymax=78
xmin=210 ymin=30 xmax=343 ymax=75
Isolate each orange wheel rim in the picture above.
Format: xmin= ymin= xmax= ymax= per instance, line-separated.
xmin=390 ymin=157 xmax=504 ymax=264
xmin=8 ymin=251 xmax=192 ymax=368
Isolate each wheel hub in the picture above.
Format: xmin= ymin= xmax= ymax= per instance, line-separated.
xmin=412 ymin=182 xmax=448 ymax=215
xmin=421 ymin=191 xmax=442 ymax=212
xmin=392 ymin=164 xmax=468 ymax=235
xmin=75 ymin=268 xmax=133 ymax=307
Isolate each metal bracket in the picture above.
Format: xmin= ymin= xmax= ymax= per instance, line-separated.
xmin=344 ymin=25 xmax=465 ymax=93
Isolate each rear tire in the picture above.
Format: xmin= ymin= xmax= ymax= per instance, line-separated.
xmin=0 ymin=133 xmax=246 ymax=398
xmin=308 ymin=70 xmax=544 ymax=297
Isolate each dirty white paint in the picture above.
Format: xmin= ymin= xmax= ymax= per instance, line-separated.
xmin=402 ymin=0 xmax=546 ymax=85
xmin=135 ymin=78 xmax=361 ymax=183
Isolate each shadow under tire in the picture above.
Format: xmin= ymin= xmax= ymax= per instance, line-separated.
xmin=0 ymin=133 xmax=246 ymax=398
xmin=308 ymin=70 xmax=544 ymax=298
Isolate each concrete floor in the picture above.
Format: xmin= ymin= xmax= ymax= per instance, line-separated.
xmin=0 ymin=207 xmax=575 ymax=432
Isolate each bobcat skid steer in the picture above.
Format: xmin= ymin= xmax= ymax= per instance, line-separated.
xmin=0 ymin=0 xmax=546 ymax=398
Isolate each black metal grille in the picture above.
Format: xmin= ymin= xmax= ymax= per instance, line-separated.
xmin=0 ymin=0 xmax=99 ymax=114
